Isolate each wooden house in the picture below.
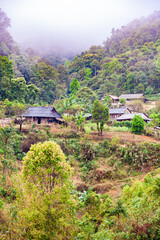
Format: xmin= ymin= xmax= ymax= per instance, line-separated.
xmin=23 ymin=107 xmax=63 ymax=124
xmin=119 ymin=94 xmax=146 ymax=102
xmin=109 ymin=95 xmax=119 ymax=103
xmin=116 ymin=113 xmax=152 ymax=123
xmin=109 ymin=107 xmax=131 ymax=121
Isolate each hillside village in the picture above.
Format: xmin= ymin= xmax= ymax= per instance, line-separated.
xmin=0 ymin=7 xmax=160 ymax=240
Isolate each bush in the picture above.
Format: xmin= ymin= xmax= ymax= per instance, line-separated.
xmin=113 ymin=120 xmax=132 ymax=128
xmin=131 ymin=115 xmax=145 ymax=134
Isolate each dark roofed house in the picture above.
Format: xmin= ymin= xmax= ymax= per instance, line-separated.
xmin=109 ymin=95 xmax=119 ymax=103
xmin=109 ymin=107 xmax=131 ymax=121
xmin=23 ymin=107 xmax=63 ymax=124
xmin=116 ymin=113 xmax=152 ymax=123
xmin=119 ymin=94 xmax=145 ymax=102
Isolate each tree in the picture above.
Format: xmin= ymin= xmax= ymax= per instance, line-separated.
xmin=91 ymin=100 xmax=109 ymax=135
xmin=70 ymin=78 xmax=80 ymax=95
xmin=16 ymin=141 xmax=77 ymax=239
xmin=76 ymin=87 xmax=97 ymax=105
xmin=0 ymin=126 xmax=20 ymax=174
xmin=90 ymin=59 xmax=100 ymax=76
xmin=25 ymin=84 xmax=39 ymax=104
xmin=0 ymin=56 xmax=14 ymax=100
xmin=131 ymin=115 xmax=145 ymax=134
xmin=10 ymin=77 xmax=27 ymax=102
xmin=0 ymin=9 xmax=14 ymax=51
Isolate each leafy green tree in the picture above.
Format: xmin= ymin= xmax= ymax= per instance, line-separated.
xmin=91 ymin=99 xmax=109 ymax=135
xmin=125 ymin=72 xmax=136 ymax=93
xmin=16 ymin=141 xmax=77 ymax=239
xmin=134 ymin=83 xmax=145 ymax=93
xmin=25 ymin=83 xmax=39 ymax=104
xmin=103 ymin=95 xmax=112 ymax=107
xmin=145 ymin=85 xmax=154 ymax=95
xmin=70 ymin=78 xmax=80 ymax=95
xmin=57 ymin=64 xmax=69 ymax=92
xmin=84 ymin=68 xmax=92 ymax=81
xmin=10 ymin=77 xmax=27 ymax=102
xmin=90 ymin=59 xmax=100 ymax=76
xmin=150 ymin=113 xmax=160 ymax=127
xmin=74 ymin=111 xmax=86 ymax=131
xmin=76 ymin=87 xmax=97 ymax=105
xmin=0 ymin=127 xmax=20 ymax=174
xmin=0 ymin=56 xmax=14 ymax=100
xmin=131 ymin=115 xmax=145 ymax=134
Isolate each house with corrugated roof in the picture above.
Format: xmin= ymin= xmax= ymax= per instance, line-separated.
xmin=119 ymin=93 xmax=146 ymax=102
xmin=116 ymin=113 xmax=152 ymax=123
xmin=109 ymin=107 xmax=131 ymax=121
xmin=23 ymin=107 xmax=63 ymax=124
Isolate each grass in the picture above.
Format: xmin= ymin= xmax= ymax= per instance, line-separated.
xmin=84 ymin=122 xmax=130 ymax=133
xmin=111 ymin=126 xmax=130 ymax=132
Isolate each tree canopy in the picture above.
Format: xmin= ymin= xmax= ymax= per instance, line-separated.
xmin=91 ymin=99 xmax=109 ymax=135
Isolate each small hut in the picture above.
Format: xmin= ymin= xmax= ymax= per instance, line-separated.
xmin=23 ymin=107 xmax=63 ymax=124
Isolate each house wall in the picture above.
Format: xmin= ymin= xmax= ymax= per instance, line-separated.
xmin=110 ymin=113 xmax=122 ymax=120
xmin=25 ymin=117 xmax=53 ymax=124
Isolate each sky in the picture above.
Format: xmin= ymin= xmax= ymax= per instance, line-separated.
xmin=1 ymin=0 xmax=160 ymax=56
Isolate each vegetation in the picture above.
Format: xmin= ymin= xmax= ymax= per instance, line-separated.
xmin=131 ymin=115 xmax=145 ymax=134
xmin=91 ymin=99 xmax=109 ymax=135
xmin=0 ymin=7 xmax=160 ymax=240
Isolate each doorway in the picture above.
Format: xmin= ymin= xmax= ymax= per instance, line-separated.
xmin=37 ymin=117 xmax=41 ymax=124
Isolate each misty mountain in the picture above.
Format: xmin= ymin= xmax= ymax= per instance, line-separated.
xmin=1 ymin=9 xmax=160 ymax=105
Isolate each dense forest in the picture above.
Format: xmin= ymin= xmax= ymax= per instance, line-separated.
xmin=0 ymin=8 xmax=160 ymax=240
xmin=1 ymin=9 xmax=160 ymax=106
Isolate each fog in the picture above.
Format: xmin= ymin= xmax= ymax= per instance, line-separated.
xmin=1 ymin=0 xmax=160 ymax=57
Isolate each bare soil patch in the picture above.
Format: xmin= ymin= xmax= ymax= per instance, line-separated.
xmin=89 ymin=131 xmax=160 ymax=144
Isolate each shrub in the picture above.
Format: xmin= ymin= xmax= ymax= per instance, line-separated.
xmin=131 ymin=115 xmax=145 ymax=134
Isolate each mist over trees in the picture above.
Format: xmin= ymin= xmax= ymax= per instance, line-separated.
xmin=1 ymin=8 xmax=160 ymax=107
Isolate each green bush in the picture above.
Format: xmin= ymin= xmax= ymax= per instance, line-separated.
xmin=131 ymin=115 xmax=145 ymax=134
xmin=113 ymin=120 xmax=131 ymax=128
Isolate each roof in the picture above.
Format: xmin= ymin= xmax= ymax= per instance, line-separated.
xmin=119 ymin=94 xmax=144 ymax=99
xmin=22 ymin=107 xmax=62 ymax=119
xmin=116 ymin=113 xmax=152 ymax=121
xmin=109 ymin=107 xmax=129 ymax=114
xmin=109 ymin=95 xmax=119 ymax=100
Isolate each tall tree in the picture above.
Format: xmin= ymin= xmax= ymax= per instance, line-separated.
xmin=0 ymin=8 xmax=14 ymax=53
xmin=16 ymin=141 xmax=77 ymax=239
xmin=0 ymin=56 xmax=14 ymax=100
xmin=91 ymin=100 xmax=109 ymax=135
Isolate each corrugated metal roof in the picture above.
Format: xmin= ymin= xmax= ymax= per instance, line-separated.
xmin=119 ymin=94 xmax=144 ymax=99
xmin=22 ymin=107 xmax=62 ymax=119
xmin=116 ymin=113 xmax=152 ymax=121
xmin=109 ymin=107 xmax=128 ymax=114
xmin=109 ymin=95 xmax=119 ymax=100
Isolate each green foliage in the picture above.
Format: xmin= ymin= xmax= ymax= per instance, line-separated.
xmin=150 ymin=113 xmax=160 ymax=127
xmin=74 ymin=111 xmax=86 ymax=131
xmin=113 ymin=120 xmax=132 ymax=128
xmin=15 ymin=141 xmax=77 ymax=239
xmin=131 ymin=115 xmax=145 ymax=134
xmin=91 ymin=99 xmax=109 ymax=135
xmin=119 ymin=97 xmax=126 ymax=105
xmin=0 ymin=126 xmax=21 ymax=174
xmin=76 ymin=86 xmax=97 ymax=105
xmin=0 ymin=55 xmax=14 ymax=100
xmin=70 ymin=78 xmax=80 ymax=95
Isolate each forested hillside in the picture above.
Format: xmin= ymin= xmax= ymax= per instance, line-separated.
xmin=68 ymin=11 xmax=160 ymax=98
xmin=1 ymin=9 xmax=160 ymax=109
xmin=0 ymin=8 xmax=160 ymax=240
